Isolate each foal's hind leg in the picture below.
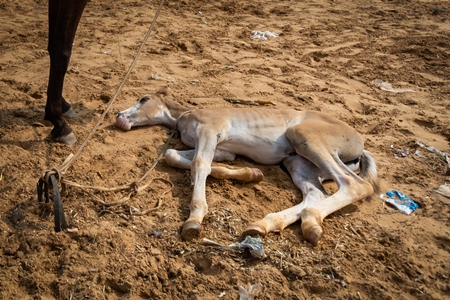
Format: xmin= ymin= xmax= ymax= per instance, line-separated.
xmin=246 ymin=113 xmax=375 ymax=245
xmin=165 ymin=149 xmax=263 ymax=183
xmin=243 ymin=155 xmax=328 ymax=244
xmin=284 ymin=118 xmax=374 ymax=244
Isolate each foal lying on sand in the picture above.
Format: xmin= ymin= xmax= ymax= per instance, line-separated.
xmin=115 ymin=87 xmax=379 ymax=245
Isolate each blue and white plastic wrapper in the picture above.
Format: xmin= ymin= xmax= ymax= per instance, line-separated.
xmin=380 ymin=190 xmax=419 ymax=215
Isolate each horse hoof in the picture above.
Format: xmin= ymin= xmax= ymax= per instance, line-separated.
xmin=303 ymin=225 xmax=323 ymax=246
xmin=242 ymin=224 xmax=266 ymax=237
xmin=63 ymin=107 xmax=77 ymax=118
xmin=181 ymin=220 xmax=201 ymax=241
xmin=53 ymin=132 xmax=77 ymax=145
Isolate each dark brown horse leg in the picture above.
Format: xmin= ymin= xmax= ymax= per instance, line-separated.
xmin=45 ymin=0 xmax=88 ymax=144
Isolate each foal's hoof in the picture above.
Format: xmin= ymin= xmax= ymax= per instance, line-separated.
xmin=181 ymin=220 xmax=201 ymax=241
xmin=242 ymin=224 xmax=267 ymax=238
xmin=63 ymin=107 xmax=78 ymax=119
xmin=303 ymin=225 xmax=323 ymax=246
xmin=250 ymin=168 xmax=264 ymax=183
xmin=53 ymin=132 xmax=77 ymax=145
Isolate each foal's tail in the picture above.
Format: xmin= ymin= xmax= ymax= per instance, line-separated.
xmin=359 ymin=150 xmax=380 ymax=194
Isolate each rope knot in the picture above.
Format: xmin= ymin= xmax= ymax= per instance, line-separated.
xmin=41 ymin=168 xmax=61 ymax=186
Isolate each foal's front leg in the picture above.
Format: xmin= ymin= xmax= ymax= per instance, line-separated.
xmin=181 ymin=132 xmax=218 ymax=241
xmin=165 ymin=149 xmax=263 ymax=183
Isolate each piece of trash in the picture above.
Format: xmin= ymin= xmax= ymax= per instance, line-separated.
xmin=380 ymin=190 xmax=419 ymax=215
xmin=101 ymin=49 xmax=112 ymax=55
xmin=239 ymin=283 xmax=263 ymax=300
xmin=433 ymin=185 xmax=450 ymax=204
xmin=434 ymin=185 xmax=450 ymax=198
xmin=149 ymin=73 xmax=176 ymax=83
xmin=251 ymin=30 xmax=279 ymax=41
xmin=415 ymin=140 xmax=450 ymax=167
xmin=394 ymin=149 xmax=409 ymax=158
xmin=432 ymin=8 xmax=446 ymax=15
xmin=201 ymin=236 xmax=265 ymax=258
xmin=412 ymin=149 xmax=427 ymax=162
xmin=149 ymin=231 xmax=163 ymax=238
xmin=372 ymin=79 xmax=416 ymax=93
xmin=229 ymin=236 xmax=265 ymax=258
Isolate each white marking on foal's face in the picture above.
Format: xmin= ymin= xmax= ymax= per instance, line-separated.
xmin=115 ymin=95 xmax=165 ymax=131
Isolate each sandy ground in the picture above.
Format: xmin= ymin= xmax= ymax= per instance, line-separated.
xmin=1 ymin=0 xmax=449 ymax=299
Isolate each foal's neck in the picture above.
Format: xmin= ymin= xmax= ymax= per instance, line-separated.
xmin=162 ymin=98 xmax=190 ymax=128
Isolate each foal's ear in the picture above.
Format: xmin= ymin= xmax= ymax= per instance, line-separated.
xmin=156 ymin=86 xmax=171 ymax=96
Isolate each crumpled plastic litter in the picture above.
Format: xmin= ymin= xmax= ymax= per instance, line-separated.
xmin=239 ymin=283 xmax=263 ymax=300
xmin=434 ymin=185 xmax=450 ymax=198
xmin=200 ymin=236 xmax=265 ymax=259
xmin=394 ymin=149 xmax=409 ymax=158
xmin=229 ymin=236 xmax=265 ymax=258
xmin=380 ymin=190 xmax=419 ymax=215
xmin=415 ymin=140 xmax=450 ymax=167
xmin=373 ymin=79 xmax=416 ymax=93
xmin=433 ymin=185 xmax=450 ymax=204
xmin=251 ymin=30 xmax=279 ymax=41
